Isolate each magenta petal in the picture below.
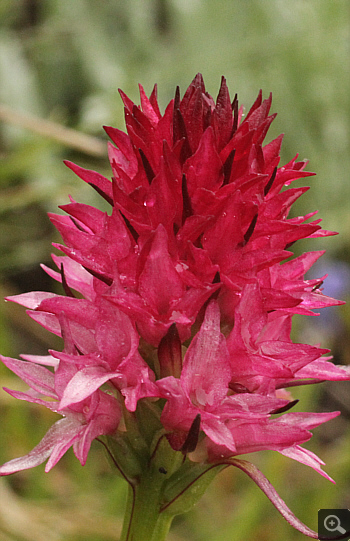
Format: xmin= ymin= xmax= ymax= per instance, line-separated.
xmin=44 ymin=417 xmax=86 ymax=471
xmin=295 ymin=359 xmax=350 ymax=381
xmin=225 ymin=420 xmax=311 ymax=455
xmin=27 ymin=310 xmax=62 ymax=335
xmin=158 ymin=376 xmax=200 ymax=430
xmin=202 ymin=192 xmax=247 ymax=266
xmin=73 ymin=421 xmax=100 ymax=465
xmin=49 ymin=218 xmax=114 ymax=277
xmin=6 ymin=291 xmax=57 ymax=309
xmin=104 ymin=125 xmax=138 ymax=176
xmin=181 ymin=300 xmax=231 ymax=404
xmin=47 ymin=254 xmax=94 ymax=299
xmin=279 ymin=251 xmax=325 ymax=279
xmin=3 ymin=388 xmax=59 ymax=410
xmin=275 ymin=411 xmax=340 ymax=431
xmin=0 ymin=417 xmax=82 ymax=475
xmin=116 ymin=352 xmax=158 ymax=411
xmin=59 ymin=366 xmax=120 ymax=409
xmin=202 ymin=417 xmax=236 ymax=452
xmin=20 ymin=353 xmax=59 ymax=367
xmin=64 ymin=161 xmax=113 ymax=205
xmin=0 ymin=443 xmax=52 ymax=476
xmin=59 ymin=201 xmax=106 ymax=233
xmin=139 ymin=225 xmax=183 ymax=315
xmin=73 ymin=398 xmax=121 ymax=465
xmin=184 ymin=127 xmax=223 ymax=197
xmin=38 ymin=296 xmax=99 ymax=326
xmin=0 ymin=356 xmax=56 ymax=397
xmin=279 ymin=446 xmax=335 ymax=482
xmin=138 ymin=84 xmax=160 ymax=124
xmin=146 ymin=157 xmax=182 ymax=231
xmin=228 ymin=459 xmax=319 ymax=538
xmin=95 ymin=303 xmax=139 ymax=367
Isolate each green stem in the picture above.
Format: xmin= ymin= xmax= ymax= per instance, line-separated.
xmin=119 ymin=433 xmax=184 ymax=541
xmin=120 ymin=472 xmax=173 ymax=541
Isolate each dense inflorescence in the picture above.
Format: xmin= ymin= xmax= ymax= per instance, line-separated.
xmin=1 ymin=75 xmax=348 ymax=488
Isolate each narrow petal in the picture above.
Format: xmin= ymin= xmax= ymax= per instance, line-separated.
xmin=0 ymin=417 xmax=82 ymax=475
xmin=0 ymin=356 xmax=56 ymax=397
xmin=139 ymin=225 xmax=183 ymax=315
xmin=294 ymin=359 xmax=350 ymax=381
xmin=181 ymin=301 xmax=231 ymax=407
xmin=228 ymin=459 xmax=319 ymax=538
xmin=279 ymin=446 xmax=335 ymax=482
xmin=20 ymin=353 xmax=59 ymax=367
xmin=59 ymin=366 xmax=119 ymax=409
xmin=6 ymin=291 xmax=57 ymax=309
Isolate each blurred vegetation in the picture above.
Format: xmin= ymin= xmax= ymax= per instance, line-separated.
xmin=0 ymin=1 xmax=349 ymax=540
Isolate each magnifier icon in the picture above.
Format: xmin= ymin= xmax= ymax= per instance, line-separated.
xmin=324 ymin=514 xmax=346 ymax=535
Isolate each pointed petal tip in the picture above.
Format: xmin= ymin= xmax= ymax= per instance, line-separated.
xmin=227 ymin=458 xmax=320 ymax=538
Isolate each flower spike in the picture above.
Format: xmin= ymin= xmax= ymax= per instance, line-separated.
xmin=1 ymin=75 xmax=349 ymax=541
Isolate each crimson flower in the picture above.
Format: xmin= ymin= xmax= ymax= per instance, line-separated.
xmin=1 ymin=74 xmax=349 ymax=540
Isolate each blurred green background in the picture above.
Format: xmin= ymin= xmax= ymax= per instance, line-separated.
xmin=0 ymin=1 xmax=349 ymax=539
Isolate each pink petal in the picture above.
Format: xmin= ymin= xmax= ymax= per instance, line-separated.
xmin=295 ymin=359 xmax=350 ymax=381
xmin=95 ymin=302 xmax=139 ymax=368
xmin=228 ymin=459 xmax=319 ymax=538
xmin=279 ymin=446 xmax=335 ymax=482
xmin=181 ymin=300 xmax=231 ymax=405
xmin=64 ymin=161 xmax=113 ymax=205
xmin=3 ymin=388 xmax=59 ymax=410
xmin=6 ymin=291 xmax=57 ymax=309
xmin=0 ymin=356 xmax=56 ymax=397
xmin=139 ymin=225 xmax=184 ymax=315
xmin=20 ymin=353 xmax=59 ymax=367
xmin=0 ymin=417 xmax=83 ymax=475
xmin=184 ymin=127 xmax=223 ymax=197
xmin=202 ymin=417 xmax=236 ymax=452
xmin=59 ymin=366 xmax=119 ymax=409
